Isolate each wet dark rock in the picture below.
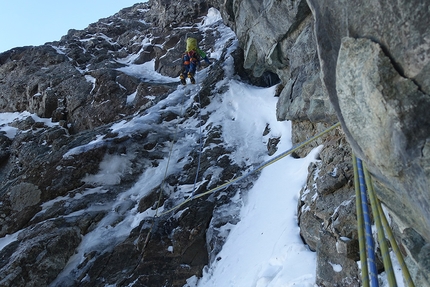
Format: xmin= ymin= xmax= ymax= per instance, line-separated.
xmin=0 ymin=134 xmax=12 ymax=164
xmin=0 ymin=220 xmax=81 ymax=287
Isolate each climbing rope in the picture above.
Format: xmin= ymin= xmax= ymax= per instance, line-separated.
xmin=356 ymin=157 xmax=380 ymax=287
xmin=119 ymin=91 xmax=189 ymax=286
xmin=354 ymin=155 xmax=416 ymax=287
xmin=376 ymin=197 xmax=415 ymax=287
xmin=156 ymin=122 xmax=341 ymax=217
xmin=192 ymin=92 xmax=204 ymax=196
xmin=353 ymin=154 xmax=370 ymax=287
xmin=141 ymin=92 xmax=187 ymax=250
xmin=363 ymin=164 xmax=397 ymax=286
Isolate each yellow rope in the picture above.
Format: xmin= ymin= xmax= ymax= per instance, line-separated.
xmin=355 ymin=159 xmax=415 ymax=287
xmin=156 ymin=122 xmax=341 ymax=217
xmin=363 ymin=164 xmax=397 ymax=286
xmin=139 ymin=92 xmax=184 ymax=254
xmin=377 ymin=195 xmax=415 ymax=287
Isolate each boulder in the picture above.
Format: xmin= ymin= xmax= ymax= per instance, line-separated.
xmin=336 ymin=37 xmax=430 ymax=259
xmin=307 ymin=0 xmax=430 ymax=239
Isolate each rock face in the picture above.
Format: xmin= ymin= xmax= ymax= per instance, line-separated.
xmin=0 ymin=0 xmax=429 ymax=286
xmin=210 ymin=0 xmax=336 ymax=125
xmin=336 ymin=37 xmax=430 ymax=245
xmin=211 ymin=0 xmax=430 ymax=285
xmin=145 ymin=0 xmax=210 ymax=28
xmin=0 ymin=3 xmax=251 ymax=286
xmin=307 ymin=0 xmax=430 ymax=284
xmin=307 ymin=0 xmax=430 ymax=230
xmin=0 ymin=6 xmax=180 ymax=134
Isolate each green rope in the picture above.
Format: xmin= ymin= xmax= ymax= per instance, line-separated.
xmin=353 ymin=154 xmax=370 ymax=287
xmin=363 ymin=165 xmax=397 ymax=286
xmin=377 ymin=197 xmax=415 ymax=287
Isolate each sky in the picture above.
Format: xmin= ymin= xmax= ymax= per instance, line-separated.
xmin=0 ymin=7 xmax=408 ymax=287
xmin=0 ymin=0 xmax=145 ymax=53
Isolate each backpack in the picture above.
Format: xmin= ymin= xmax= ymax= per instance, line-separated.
xmin=186 ymin=37 xmax=198 ymax=52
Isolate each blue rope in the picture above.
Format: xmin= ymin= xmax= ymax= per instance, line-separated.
xmin=357 ymin=158 xmax=379 ymax=287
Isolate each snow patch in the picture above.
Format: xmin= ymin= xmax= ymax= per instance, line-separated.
xmin=329 ymin=262 xmax=343 ymax=272
xmin=116 ymin=59 xmax=177 ymax=83
xmin=196 ymin=148 xmax=321 ymax=286
xmin=0 ymin=111 xmax=58 ymax=139
xmin=0 ymin=231 xmax=20 ymax=252
xmin=83 ymin=154 xmax=133 ymax=185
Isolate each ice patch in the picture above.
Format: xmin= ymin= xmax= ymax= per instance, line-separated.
xmin=63 ymin=135 xmax=105 ymax=159
xmin=83 ymin=154 xmax=133 ymax=185
xmin=117 ymin=59 xmax=177 ymax=83
xmin=201 ymin=7 xmax=223 ymax=27
xmin=329 ymin=262 xmax=343 ymax=272
xmin=0 ymin=231 xmax=21 ymax=252
xmin=85 ymin=75 xmax=96 ymax=93
xmin=126 ymin=91 xmax=137 ymax=104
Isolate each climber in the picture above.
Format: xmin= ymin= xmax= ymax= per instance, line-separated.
xmin=180 ymin=36 xmax=211 ymax=85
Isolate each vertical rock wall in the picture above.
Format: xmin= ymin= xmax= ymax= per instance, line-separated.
xmin=306 ymin=0 xmax=430 ymax=284
xmin=211 ymin=0 xmax=430 ymax=285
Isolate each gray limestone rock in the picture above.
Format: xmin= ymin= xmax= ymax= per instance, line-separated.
xmin=9 ymin=183 xmax=41 ymax=212
xmin=0 ymin=220 xmax=81 ymax=287
xmin=209 ymin=0 xmax=336 ymax=124
xmin=336 ymin=37 xmax=430 ymax=248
